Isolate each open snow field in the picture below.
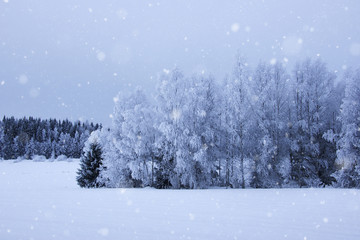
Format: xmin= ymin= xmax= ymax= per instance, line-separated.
xmin=0 ymin=159 xmax=359 ymax=240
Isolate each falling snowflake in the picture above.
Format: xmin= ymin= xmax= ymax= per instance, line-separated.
xmin=96 ymin=51 xmax=106 ymax=61
xmin=282 ymin=36 xmax=303 ymax=55
xmin=116 ymin=9 xmax=128 ymax=20
xmin=97 ymin=228 xmax=109 ymax=236
xmin=18 ymin=74 xmax=28 ymax=84
xmin=244 ymin=26 xmax=251 ymax=32
xmin=113 ymin=96 xmax=119 ymax=103
xmin=199 ymin=110 xmax=206 ymax=117
xmin=270 ymin=58 xmax=277 ymax=65
xmin=171 ymin=109 xmax=181 ymax=121
xmin=231 ymin=23 xmax=240 ymax=32
xmin=29 ymin=88 xmax=40 ymax=98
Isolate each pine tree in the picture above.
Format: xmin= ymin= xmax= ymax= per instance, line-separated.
xmin=76 ymin=131 xmax=104 ymax=188
xmin=0 ymin=122 xmax=4 ymax=159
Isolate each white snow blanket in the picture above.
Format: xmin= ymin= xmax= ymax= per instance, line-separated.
xmin=0 ymin=159 xmax=359 ymax=240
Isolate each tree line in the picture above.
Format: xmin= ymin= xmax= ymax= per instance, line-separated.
xmin=77 ymin=56 xmax=360 ymax=189
xmin=78 ymin=56 xmax=360 ymax=189
xmin=0 ymin=116 xmax=100 ymax=160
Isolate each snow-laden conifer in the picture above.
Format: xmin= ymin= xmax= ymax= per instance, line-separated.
xmin=77 ymin=130 xmax=104 ymax=188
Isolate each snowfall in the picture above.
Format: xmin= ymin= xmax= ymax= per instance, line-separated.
xmin=0 ymin=159 xmax=359 ymax=240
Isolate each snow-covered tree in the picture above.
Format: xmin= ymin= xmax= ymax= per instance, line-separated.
xmin=290 ymin=59 xmax=336 ymax=187
xmin=334 ymin=68 xmax=360 ymax=188
xmin=58 ymin=132 xmax=72 ymax=157
xmin=25 ymin=137 xmax=36 ymax=159
xmin=155 ymin=68 xmax=188 ymax=188
xmin=101 ymin=88 xmax=156 ymax=187
xmin=174 ymin=74 xmax=221 ymax=188
xmin=222 ymin=55 xmax=254 ymax=188
xmin=119 ymin=88 xmax=156 ymax=187
xmin=249 ymin=61 xmax=291 ymax=188
xmin=77 ymin=130 xmax=104 ymax=188
xmin=97 ymin=128 xmax=132 ymax=188
xmin=155 ymin=69 xmax=222 ymax=188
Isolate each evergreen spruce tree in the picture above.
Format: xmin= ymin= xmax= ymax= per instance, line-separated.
xmin=0 ymin=122 xmax=4 ymax=159
xmin=76 ymin=131 xmax=104 ymax=188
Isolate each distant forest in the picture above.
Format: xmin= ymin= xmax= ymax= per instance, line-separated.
xmin=0 ymin=116 xmax=100 ymax=160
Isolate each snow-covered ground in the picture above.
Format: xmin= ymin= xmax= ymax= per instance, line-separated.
xmin=0 ymin=159 xmax=359 ymax=240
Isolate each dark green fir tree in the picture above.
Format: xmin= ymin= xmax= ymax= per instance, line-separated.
xmin=76 ymin=139 xmax=103 ymax=188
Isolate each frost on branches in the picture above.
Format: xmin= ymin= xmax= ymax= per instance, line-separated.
xmin=81 ymin=58 xmax=360 ymax=189
xmin=334 ymin=69 xmax=360 ymax=188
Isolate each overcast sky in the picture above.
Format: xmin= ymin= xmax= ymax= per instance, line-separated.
xmin=1 ymin=0 xmax=359 ymax=126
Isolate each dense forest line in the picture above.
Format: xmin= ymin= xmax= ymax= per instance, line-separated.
xmin=78 ymin=56 xmax=360 ymax=189
xmin=0 ymin=116 xmax=100 ymax=160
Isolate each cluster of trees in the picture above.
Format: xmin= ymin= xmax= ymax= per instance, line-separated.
xmin=77 ymin=57 xmax=359 ymax=189
xmin=0 ymin=116 xmax=100 ymax=160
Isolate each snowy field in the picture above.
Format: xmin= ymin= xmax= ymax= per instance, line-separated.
xmin=0 ymin=159 xmax=359 ymax=240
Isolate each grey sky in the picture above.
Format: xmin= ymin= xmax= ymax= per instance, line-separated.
xmin=1 ymin=0 xmax=359 ymax=126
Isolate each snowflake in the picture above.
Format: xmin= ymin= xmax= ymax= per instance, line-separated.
xmin=96 ymin=51 xmax=106 ymax=61
xmin=97 ymin=228 xmax=109 ymax=236
xmin=113 ymin=96 xmax=119 ymax=103
xmin=29 ymin=88 xmax=40 ymax=98
xmin=199 ymin=110 xmax=206 ymax=117
xmin=270 ymin=58 xmax=277 ymax=65
xmin=171 ymin=109 xmax=181 ymax=121
xmin=282 ymin=36 xmax=303 ymax=55
xmin=231 ymin=23 xmax=240 ymax=32
xmin=116 ymin=9 xmax=128 ymax=20
xmin=18 ymin=74 xmax=28 ymax=84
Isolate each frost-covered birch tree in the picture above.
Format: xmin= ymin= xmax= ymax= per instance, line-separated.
xmin=155 ymin=68 xmax=187 ymax=188
xmin=223 ymin=55 xmax=254 ymax=188
xmin=102 ymin=88 xmax=156 ymax=187
xmin=250 ymin=61 xmax=291 ymax=188
xmin=334 ymin=68 xmax=360 ymax=188
xmin=290 ymin=59 xmax=336 ymax=187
